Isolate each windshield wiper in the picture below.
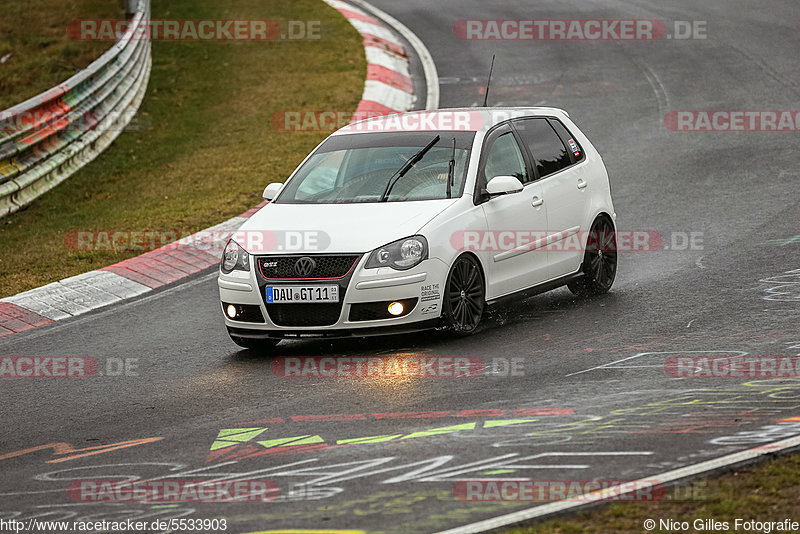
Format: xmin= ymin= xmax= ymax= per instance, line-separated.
xmin=446 ymin=137 xmax=455 ymax=199
xmin=379 ymin=135 xmax=440 ymax=202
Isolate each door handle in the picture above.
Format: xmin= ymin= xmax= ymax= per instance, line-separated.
xmin=531 ymin=196 xmax=544 ymax=207
xmin=577 ymin=179 xmax=588 ymax=190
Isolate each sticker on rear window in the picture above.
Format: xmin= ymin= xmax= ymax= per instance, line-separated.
xmin=568 ymin=139 xmax=580 ymax=157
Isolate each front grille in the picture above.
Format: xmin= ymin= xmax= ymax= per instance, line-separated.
xmin=257 ymin=255 xmax=360 ymax=280
xmin=266 ymin=303 xmax=343 ymax=327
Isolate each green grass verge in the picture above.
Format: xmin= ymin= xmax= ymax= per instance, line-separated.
xmin=0 ymin=0 xmax=365 ymax=297
xmin=0 ymin=0 xmax=124 ymax=110
xmin=501 ymin=452 xmax=800 ymax=533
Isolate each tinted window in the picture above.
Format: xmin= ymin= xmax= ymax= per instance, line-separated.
xmin=483 ymin=132 xmax=529 ymax=184
xmin=514 ymin=118 xmax=572 ymax=178
xmin=549 ymin=119 xmax=584 ymax=162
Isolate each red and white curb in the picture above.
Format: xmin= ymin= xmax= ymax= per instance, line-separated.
xmin=323 ymin=0 xmax=417 ymax=115
xmin=0 ymin=0 xmax=417 ymax=339
xmin=0 ymin=210 xmax=257 ymax=334
xmin=344 ymin=0 xmax=439 ymax=110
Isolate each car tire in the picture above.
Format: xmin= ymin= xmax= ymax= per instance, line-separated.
xmin=443 ymin=254 xmax=485 ymax=335
xmin=229 ymin=333 xmax=280 ymax=351
xmin=568 ymin=216 xmax=617 ymax=297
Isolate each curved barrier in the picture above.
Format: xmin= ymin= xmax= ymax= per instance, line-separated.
xmin=0 ymin=0 xmax=151 ymax=218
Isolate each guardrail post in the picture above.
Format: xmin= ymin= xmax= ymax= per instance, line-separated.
xmin=126 ymin=0 xmax=138 ymax=18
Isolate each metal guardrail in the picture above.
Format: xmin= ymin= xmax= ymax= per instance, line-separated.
xmin=0 ymin=0 xmax=152 ymax=218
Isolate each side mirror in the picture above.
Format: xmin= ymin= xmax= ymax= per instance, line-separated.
xmin=262 ymin=182 xmax=283 ymax=201
xmin=485 ymin=175 xmax=524 ymax=196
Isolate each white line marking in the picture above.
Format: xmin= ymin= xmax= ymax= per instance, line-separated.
xmin=565 ymin=350 xmax=747 ymax=377
xmin=349 ymin=0 xmax=440 ymax=109
xmin=434 ymin=434 xmax=800 ymax=534
xmin=565 ymin=353 xmax=650 ymax=377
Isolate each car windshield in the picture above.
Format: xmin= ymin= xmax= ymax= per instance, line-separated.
xmin=275 ymin=131 xmax=476 ymax=204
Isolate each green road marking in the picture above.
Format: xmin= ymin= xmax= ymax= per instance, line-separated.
xmin=338 ymin=434 xmax=403 ymax=444
xmin=211 ymin=428 xmax=268 ymax=450
xmin=257 ymin=435 xmax=324 ymax=449
xmin=483 ymin=419 xmax=538 ymax=428
xmin=401 ymin=423 xmax=477 ymax=439
xmin=210 ymin=419 xmax=543 ymax=452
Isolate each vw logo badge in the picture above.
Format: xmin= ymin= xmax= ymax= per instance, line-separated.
xmin=294 ymin=257 xmax=316 ymax=277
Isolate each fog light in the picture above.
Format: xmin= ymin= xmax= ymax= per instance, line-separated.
xmin=226 ymin=304 xmax=237 ymax=318
xmin=387 ymin=302 xmax=404 ymax=316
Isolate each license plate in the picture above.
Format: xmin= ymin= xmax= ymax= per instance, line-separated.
xmin=266 ymin=285 xmax=339 ymax=303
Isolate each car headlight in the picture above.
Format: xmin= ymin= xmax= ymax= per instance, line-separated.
xmin=221 ymin=240 xmax=250 ymax=274
xmin=366 ymin=235 xmax=428 ymax=271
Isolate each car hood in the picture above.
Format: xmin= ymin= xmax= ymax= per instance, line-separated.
xmin=237 ymin=200 xmax=457 ymax=254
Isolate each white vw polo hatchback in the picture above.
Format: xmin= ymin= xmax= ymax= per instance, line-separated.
xmin=219 ymin=108 xmax=617 ymax=349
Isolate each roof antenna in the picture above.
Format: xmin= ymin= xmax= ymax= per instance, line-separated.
xmin=482 ymin=54 xmax=495 ymax=107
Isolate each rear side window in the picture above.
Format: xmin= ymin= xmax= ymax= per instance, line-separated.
xmin=513 ymin=118 xmax=572 ymax=178
xmin=549 ymin=119 xmax=584 ymax=162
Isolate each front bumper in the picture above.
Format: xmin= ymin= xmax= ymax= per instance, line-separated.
xmin=218 ymin=254 xmax=449 ymax=337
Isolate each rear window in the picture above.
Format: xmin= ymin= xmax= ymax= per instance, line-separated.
xmin=513 ymin=118 xmax=572 ymax=178
xmin=549 ymin=118 xmax=584 ymax=162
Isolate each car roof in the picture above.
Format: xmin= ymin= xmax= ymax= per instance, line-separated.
xmin=333 ymin=107 xmax=571 ymax=136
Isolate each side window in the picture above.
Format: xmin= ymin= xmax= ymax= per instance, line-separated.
xmin=483 ymin=132 xmax=529 ymax=184
xmin=549 ymin=119 xmax=584 ymax=162
xmin=514 ymin=118 xmax=572 ymax=178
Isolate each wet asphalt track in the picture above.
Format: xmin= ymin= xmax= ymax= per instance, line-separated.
xmin=1 ymin=0 xmax=799 ymax=532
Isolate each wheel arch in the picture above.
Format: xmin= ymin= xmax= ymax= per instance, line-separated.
xmin=595 ymin=211 xmax=615 ymax=228
xmin=451 ymin=251 xmax=488 ymax=292
xmin=580 ymin=210 xmax=616 ymax=249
